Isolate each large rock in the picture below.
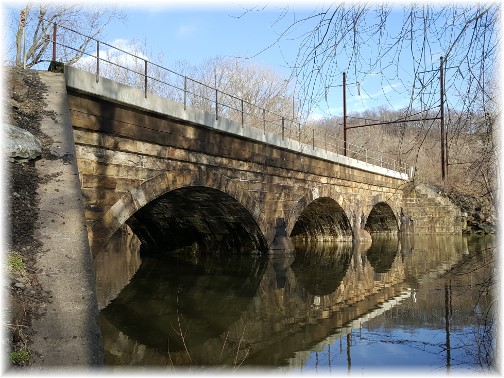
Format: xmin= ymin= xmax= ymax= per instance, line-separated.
xmin=6 ymin=123 xmax=42 ymax=161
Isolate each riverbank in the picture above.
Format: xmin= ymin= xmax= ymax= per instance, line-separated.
xmin=6 ymin=67 xmax=50 ymax=367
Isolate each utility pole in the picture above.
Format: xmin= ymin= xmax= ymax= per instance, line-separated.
xmin=20 ymin=9 xmax=26 ymax=69
xmin=440 ymin=56 xmax=446 ymax=181
xmin=343 ymin=72 xmax=347 ymax=156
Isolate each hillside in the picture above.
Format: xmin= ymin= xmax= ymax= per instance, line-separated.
xmin=6 ymin=67 xmax=51 ymax=366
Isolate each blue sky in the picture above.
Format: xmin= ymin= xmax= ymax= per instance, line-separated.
xmin=4 ymin=2 xmax=483 ymax=121
xmin=95 ymin=3 xmax=421 ymax=118
xmin=99 ymin=4 xmax=319 ymax=81
xmin=113 ymin=6 xmax=285 ymax=67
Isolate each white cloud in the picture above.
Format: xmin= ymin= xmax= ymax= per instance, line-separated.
xmin=176 ymin=24 xmax=198 ymax=38
xmin=381 ymin=82 xmax=403 ymax=95
xmin=76 ymin=39 xmax=149 ymax=72
xmin=356 ymin=82 xmax=403 ymax=101
xmin=308 ymin=106 xmax=343 ymax=121
xmin=343 ymin=81 xmax=409 ymax=111
xmin=106 ymin=39 xmax=148 ymax=60
xmin=307 ymin=112 xmax=324 ymax=122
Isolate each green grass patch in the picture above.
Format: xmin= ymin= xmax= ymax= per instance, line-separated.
xmin=7 ymin=252 xmax=25 ymax=276
xmin=9 ymin=348 xmax=30 ymax=365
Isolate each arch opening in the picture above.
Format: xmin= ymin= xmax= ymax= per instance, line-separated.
xmin=126 ymin=186 xmax=269 ymax=256
xmin=290 ymin=197 xmax=353 ymax=243
xmin=364 ymin=202 xmax=398 ymax=235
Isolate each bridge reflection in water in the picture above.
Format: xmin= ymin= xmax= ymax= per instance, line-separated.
xmin=94 ymin=231 xmax=494 ymax=370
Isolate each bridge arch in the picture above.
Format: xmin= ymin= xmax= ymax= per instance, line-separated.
xmin=364 ymin=201 xmax=399 ymax=235
xmin=89 ymin=169 xmax=269 ymax=254
xmin=287 ymin=187 xmax=353 ymax=243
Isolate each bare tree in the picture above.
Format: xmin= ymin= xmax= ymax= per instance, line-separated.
xmin=248 ymin=4 xmax=498 ymax=119
xmin=11 ymin=3 xmax=126 ymax=68
xmin=170 ymin=57 xmax=301 ymax=136
xmin=241 ymin=3 xmax=498 ymax=206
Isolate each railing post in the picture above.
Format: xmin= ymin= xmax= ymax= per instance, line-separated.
xmin=144 ymin=60 xmax=148 ymax=99
xmin=365 ymin=148 xmax=368 ymax=163
xmin=52 ymin=23 xmax=57 ymax=65
xmin=215 ymin=88 xmax=218 ymax=121
xmin=241 ymin=99 xmax=244 ymax=127
xmin=263 ymin=108 xmax=266 ymax=134
xmin=96 ymin=40 xmax=100 ymax=83
xmin=183 ymin=76 xmax=187 ymax=110
xmin=312 ymin=129 xmax=315 ymax=150
xmin=282 ymin=117 xmax=285 ymax=140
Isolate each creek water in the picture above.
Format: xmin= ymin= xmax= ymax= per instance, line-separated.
xmin=94 ymin=232 xmax=497 ymax=373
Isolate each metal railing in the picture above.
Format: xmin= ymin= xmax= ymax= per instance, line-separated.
xmin=46 ymin=22 xmax=408 ymax=175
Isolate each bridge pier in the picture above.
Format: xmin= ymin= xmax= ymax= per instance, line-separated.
xmin=268 ymin=218 xmax=295 ymax=254
xmin=351 ymin=209 xmax=373 ymax=244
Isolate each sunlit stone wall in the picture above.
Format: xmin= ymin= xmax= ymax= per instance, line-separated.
xmin=64 ymin=69 xmax=461 ymax=255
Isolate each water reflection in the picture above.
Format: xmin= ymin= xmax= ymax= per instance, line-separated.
xmin=291 ymin=236 xmax=496 ymax=373
xmin=291 ymin=241 xmax=352 ymax=296
xmin=93 ymin=229 xmax=142 ymax=310
xmin=94 ymin=232 xmax=496 ymax=371
xmin=365 ymin=235 xmax=399 ymax=273
xmin=100 ymin=252 xmax=267 ymax=355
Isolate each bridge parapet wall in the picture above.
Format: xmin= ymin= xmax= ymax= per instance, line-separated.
xmin=65 ymin=66 xmax=408 ymax=181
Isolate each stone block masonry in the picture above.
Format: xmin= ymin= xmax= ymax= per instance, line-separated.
xmin=64 ymin=66 xmax=461 ymax=255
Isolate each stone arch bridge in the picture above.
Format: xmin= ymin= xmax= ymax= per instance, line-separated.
xmin=63 ymin=67 xmax=460 ymax=255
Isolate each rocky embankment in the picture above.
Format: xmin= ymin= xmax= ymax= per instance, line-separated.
xmin=429 ymin=184 xmax=496 ymax=235
xmin=6 ymin=67 xmax=57 ymax=367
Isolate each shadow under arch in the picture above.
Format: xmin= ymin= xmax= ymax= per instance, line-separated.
xmin=364 ymin=201 xmax=399 ymax=235
xmin=99 ymin=252 xmax=267 ymax=354
xmin=90 ymin=170 xmax=269 ymax=255
xmin=290 ymin=197 xmax=353 ymax=243
xmin=127 ymin=186 xmax=268 ymax=255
